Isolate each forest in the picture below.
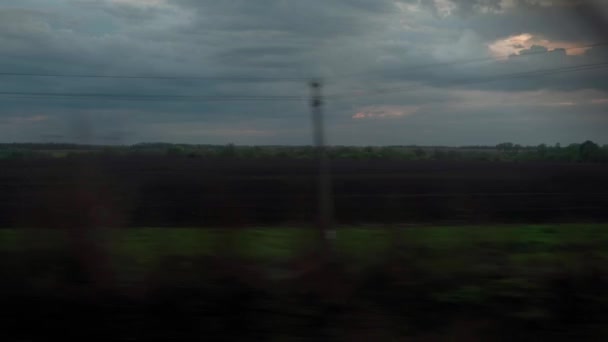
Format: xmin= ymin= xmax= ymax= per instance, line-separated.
xmin=0 ymin=140 xmax=607 ymax=162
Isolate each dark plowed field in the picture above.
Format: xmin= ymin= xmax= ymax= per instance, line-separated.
xmin=2 ymin=156 xmax=608 ymax=227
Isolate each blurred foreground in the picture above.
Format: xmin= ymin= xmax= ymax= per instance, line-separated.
xmin=2 ymin=225 xmax=608 ymax=340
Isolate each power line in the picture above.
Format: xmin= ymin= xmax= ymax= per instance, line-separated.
xmin=328 ymin=61 xmax=608 ymax=100
xmin=2 ymin=61 xmax=605 ymax=103
xmin=0 ymin=91 xmax=307 ymax=102
xmin=2 ymin=58 xmax=607 ymax=104
xmin=2 ymin=61 xmax=606 ymax=103
xmin=0 ymin=97 xmax=307 ymax=103
xmin=0 ymin=72 xmax=314 ymax=82
xmin=332 ymin=41 xmax=608 ymax=80
xmin=2 ymin=42 xmax=605 ymax=84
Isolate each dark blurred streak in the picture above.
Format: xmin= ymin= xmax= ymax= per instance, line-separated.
xmin=68 ymin=113 xmax=93 ymax=145
xmin=576 ymin=0 xmax=608 ymax=37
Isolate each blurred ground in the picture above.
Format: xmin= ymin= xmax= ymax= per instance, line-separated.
xmin=2 ymin=225 xmax=608 ymax=340
xmin=3 ymin=158 xmax=608 ymax=228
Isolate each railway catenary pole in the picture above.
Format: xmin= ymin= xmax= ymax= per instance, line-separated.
xmin=309 ymin=80 xmax=335 ymax=250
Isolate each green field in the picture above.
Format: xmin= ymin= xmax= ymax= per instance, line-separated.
xmin=4 ymin=224 xmax=608 ymax=281
xmin=4 ymin=224 xmax=608 ymax=339
xmin=4 ymin=224 xmax=608 ymax=258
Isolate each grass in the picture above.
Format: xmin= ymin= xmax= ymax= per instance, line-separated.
xmin=3 ymin=223 xmax=608 ymax=255
xmin=4 ymin=224 xmax=608 ymax=339
xmin=2 ymin=224 xmax=608 ymax=280
xmin=1 ymin=224 xmax=607 ymax=278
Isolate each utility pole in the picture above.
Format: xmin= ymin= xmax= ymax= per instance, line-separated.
xmin=310 ymin=80 xmax=335 ymax=247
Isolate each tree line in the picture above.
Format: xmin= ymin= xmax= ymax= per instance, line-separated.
xmin=0 ymin=141 xmax=607 ymax=162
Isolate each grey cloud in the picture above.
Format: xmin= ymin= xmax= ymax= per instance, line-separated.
xmin=466 ymin=6 xmax=599 ymax=42
xmin=70 ymin=0 xmax=171 ymax=21
xmin=213 ymin=46 xmax=312 ymax=69
xmin=173 ymin=0 xmax=396 ymax=42
xmin=331 ymin=90 xmax=608 ymax=146
xmin=448 ymin=0 xmax=503 ymax=15
xmin=405 ymin=0 xmax=603 ymax=41
xmin=0 ymin=0 xmax=607 ymax=145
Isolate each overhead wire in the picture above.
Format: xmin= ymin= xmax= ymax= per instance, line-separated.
xmin=0 ymin=42 xmax=607 ymax=103
xmin=328 ymin=40 xmax=608 ymax=80
xmin=2 ymin=61 xmax=607 ymax=103
xmin=0 ymin=72 xmax=313 ymax=82
xmin=3 ymin=60 xmax=607 ymax=103
xmin=0 ymin=41 xmax=606 ymax=83
xmin=327 ymin=61 xmax=608 ymax=101
xmin=0 ymin=92 xmax=307 ymax=102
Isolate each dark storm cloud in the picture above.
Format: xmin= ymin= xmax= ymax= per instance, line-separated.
xmin=408 ymin=46 xmax=608 ymax=92
xmin=70 ymin=0 xmax=171 ymax=21
xmin=410 ymin=0 xmax=601 ymax=41
xmin=465 ymin=4 xmax=600 ymax=42
xmin=213 ymin=46 xmax=312 ymax=69
xmin=341 ymin=0 xmax=608 ymax=93
xmin=175 ymin=0 xmax=396 ymax=36
xmin=0 ymin=0 xmax=607 ymax=144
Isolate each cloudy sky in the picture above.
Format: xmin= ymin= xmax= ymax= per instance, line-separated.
xmin=1 ymin=0 xmax=608 ymax=145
